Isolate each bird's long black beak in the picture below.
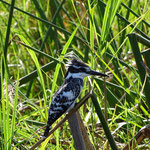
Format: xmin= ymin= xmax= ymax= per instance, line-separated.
xmin=88 ymin=70 xmax=108 ymax=77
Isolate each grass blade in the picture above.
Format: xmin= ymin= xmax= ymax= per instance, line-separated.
xmin=128 ymin=33 xmax=150 ymax=108
xmin=3 ymin=0 xmax=15 ymax=61
xmin=91 ymin=91 xmax=118 ymax=150
xmin=100 ymin=0 xmax=121 ymax=48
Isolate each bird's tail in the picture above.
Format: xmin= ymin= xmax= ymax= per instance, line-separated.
xmin=43 ymin=125 xmax=51 ymax=138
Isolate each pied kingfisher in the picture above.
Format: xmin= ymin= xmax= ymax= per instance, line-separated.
xmin=44 ymin=58 xmax=108 ymax=137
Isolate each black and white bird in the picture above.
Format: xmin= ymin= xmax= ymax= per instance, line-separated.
xmin=44 ymin=58 xmax=108 ymax=137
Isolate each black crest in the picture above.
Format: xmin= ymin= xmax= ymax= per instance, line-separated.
xmin=66 ymin=58 xmax=89 ymax=69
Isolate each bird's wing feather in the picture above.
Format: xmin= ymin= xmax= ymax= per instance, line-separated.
xmin=47 ymin=78 xmax=83 ymax=126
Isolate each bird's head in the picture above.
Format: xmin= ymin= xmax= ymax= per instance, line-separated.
xmin=65 ymin=58 xmax=108 ymax=79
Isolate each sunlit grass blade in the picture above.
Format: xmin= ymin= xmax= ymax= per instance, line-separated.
xmin=17 ymin=34 xmax=48 ymax=117
xmin=10 ymin=71 xmax=19 ymax=148
xmin=1 ymin=57 xmax=5 ymax=149
xmin=4 ymin=70 xmax=10 ymax=149
xmin=98 ymin=0 xmax=150 ymax=40
xmin=100 ymin=0 xmax=121 ymax=48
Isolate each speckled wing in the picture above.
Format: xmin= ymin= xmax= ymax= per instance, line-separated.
xmin=44 ymin=78 xmax=83 ymax=137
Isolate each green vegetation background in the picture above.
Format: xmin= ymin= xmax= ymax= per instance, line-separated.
xmin=0 ymin=0 xmax=150 ymax=149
